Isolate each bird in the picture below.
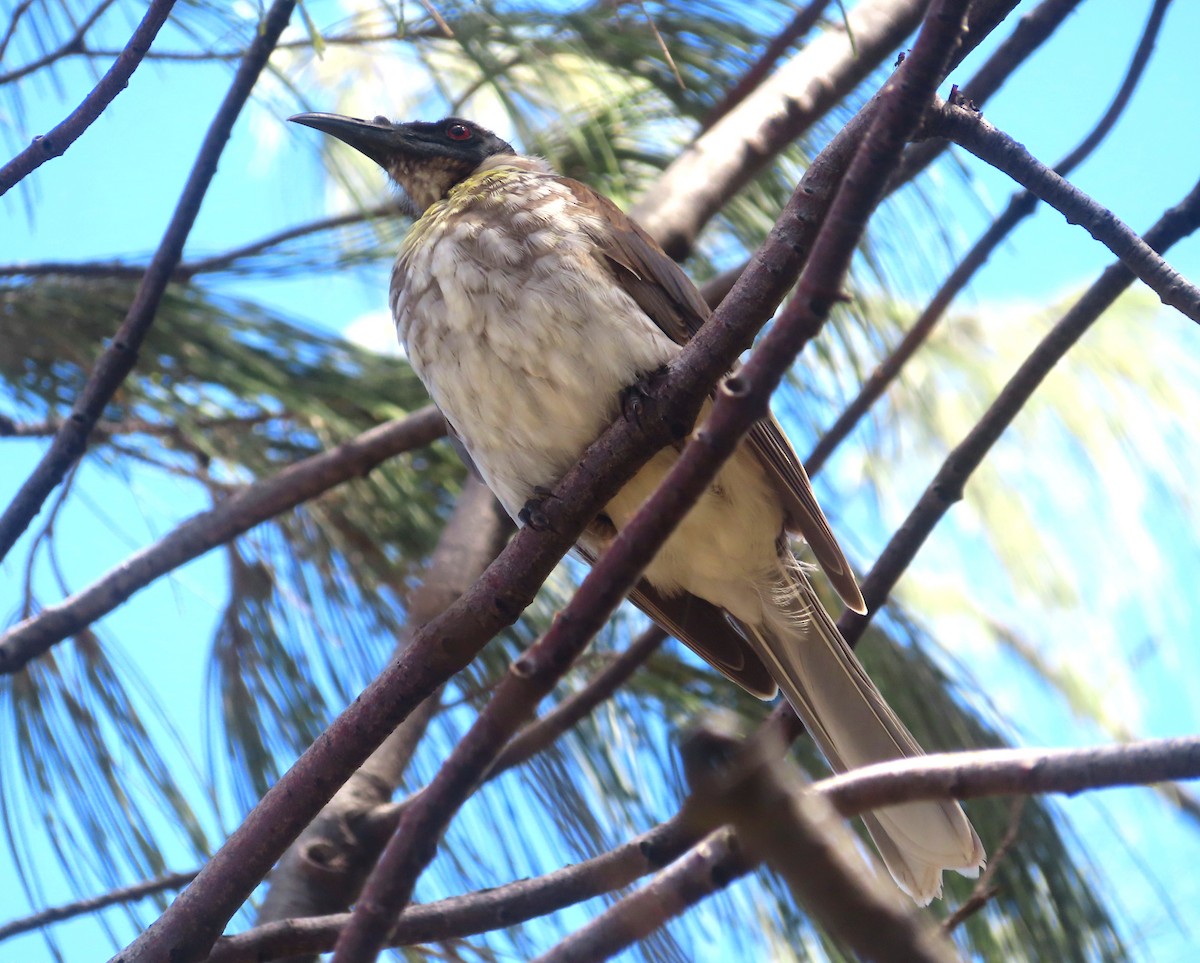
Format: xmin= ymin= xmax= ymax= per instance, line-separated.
xmin=290 ymin=111 xmax=985 ymax=903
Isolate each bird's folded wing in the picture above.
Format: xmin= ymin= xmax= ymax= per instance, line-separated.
xmin=562 ymin=175 xmax=864 ymax=614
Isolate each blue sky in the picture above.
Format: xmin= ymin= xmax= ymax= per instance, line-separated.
xmin=3 ymin=1 xmax=1200 ymax=960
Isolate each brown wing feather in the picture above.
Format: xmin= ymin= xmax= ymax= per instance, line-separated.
xmin=561 ymin=177 xmax=866 ymax=613
xmin=574 ymin=540 xmax=776 ymax=698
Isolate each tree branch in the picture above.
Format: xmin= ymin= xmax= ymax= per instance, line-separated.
xmin=922 ymin=98 xmax=1200 ymax=324
xmin=701 ymin=0 xmax=1079 ymax=305
xmin=255 ymin=476 xmax=509 ymax=963
xmin=630 ymin=0 xmax=931 ymax=259
xmin=0 ymin=0 xmax=118 ymax=86
xmin=196 ymin=734 xmax=1200 ymax=961
xmin=840 ymin=170 xmax=1200 ymax=646
xmin=0 ymin=406 xmax=445 ymax=673
xmin=679 ymin=721 xmax=959 ymax=963
xmin=0 ymin=0 xmax=176 ymax=193
xmin=0 ymin=0 xmax=296 ymax=563
xmin=0 ymin=871 xmax=196 ymax=942
xmin=889 ymin=0 xmax=1086 ymax=187
xmin=807 ymin=0 xmax=1172 ymax=473
xmin=698 ymin=0 xmax=834 ymax=133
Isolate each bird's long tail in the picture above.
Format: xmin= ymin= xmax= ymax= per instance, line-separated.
xmin=743 ymin=571 xmax=985 ymax=904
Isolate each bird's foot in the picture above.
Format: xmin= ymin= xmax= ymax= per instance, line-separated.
xmin=620 ymin=365 xmax=669 ymax=430
xmin=519 ymin=485 xmax=557 ymax=532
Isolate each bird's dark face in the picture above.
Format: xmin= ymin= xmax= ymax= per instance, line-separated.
xmin=289 ymin=113 xmax=516 ymax=214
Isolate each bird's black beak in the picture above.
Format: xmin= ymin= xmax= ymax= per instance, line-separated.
xmin=289 ymin=112 xmax=402 ymax=170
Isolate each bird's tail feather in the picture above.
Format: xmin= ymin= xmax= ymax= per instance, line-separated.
xmin=744 ymin=573 xmax=985 ymax=904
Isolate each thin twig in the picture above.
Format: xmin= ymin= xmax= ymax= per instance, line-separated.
xmin=923 ymin=98 xmax=1200 ymax=325
xmin=0 ymin=0 xmax=118 ymax=86
xmin=0 ymin=0 xmax=296 ymax=564
xmin=0 ymin=201 xmax=403 ymax=281
xmin=73 ymin=29 xmax=440 ymax=63
xmin=363 ymin=624 xmax=668 ymax=837
xmin=943 ymin=798 xmax=1025 ymax=932
xmin=0 ymin=870 xmax=196 ymax=942
xmin=531 ymin=829 xmax=747 ymax=963
xmin=0 ymin=406 xmax=445 ymax=674
xmin=0 ymin=0 xmax=176 ymax=194
xmin=0 ymin=0 xmax=36 ymax=62
xmin=699 ymin=0 xmax=832 ymax=132
xmin=891 ymin=0 xmax=1085 ymax=187
xmin=699 ymin=0 xmax=1081 ymax=311
xmin=840 ymin=171 xmax=1200 ymax=647
xmin=806 ymin=0 xmax=1173 ymax=474
xmin=0 ymin=413 xmax=277 ymax=439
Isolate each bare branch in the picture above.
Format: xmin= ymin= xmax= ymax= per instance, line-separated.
xmin=922 ymin=98 xmax=1200 ymax=324
xmin=807 ymin=0 xmax=1172 ymax=473
xmin=0 ymin=413 xmax=277 ymax=440
xmin=204 ymin=815 xmax=702 ymax=962
xmin=0 ymin=871 xmax=196 ymax=942
xmin=0 ymin=0 xmax=297 ymax=562
xmin=680 ymin=721 xmax=960 ymax=963
xmin=699 ymin=0 xmax=833 ymax=133
xmin=0 ymin=0 xmax=176 ymax=193
xmin=630 ymin=0 xmax=930 ymax=259
xmin=0 ymin=1 xmax=36 ymax=63
xmin=198 ymin=734 xmax=1200 ymax=961
xmin=490 ymin=624 xmax=667 ymax=777
xmin=840 ymin=171 xmax=1200 ymax=646
xmin=891 ymin=0 xmax=1086 ymax=186
xmin=256 ymin=476 xmax=510 ymax=959
xmin=700 ymin=0 xmax=1080 ymax=308
xmin=73 ymin=30 xmax=442 ymax=63
xmin=363 ymin=624 xmax=668 ymax=839
xmin=943 ymin=798 xmax=1024 ymax=932
xmin=0 ymin=201 xmax=403 ymax=282
xmin=0 ymin=0 xmax=118 ymax=86
xmin=0 ymin=406 xmax=446 ymax=673
xmin=531 ymin=828 xmax=746 ymax=963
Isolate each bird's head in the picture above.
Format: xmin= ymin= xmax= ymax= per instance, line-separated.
xmin=289 ymin=113 xmax=525 ymax=215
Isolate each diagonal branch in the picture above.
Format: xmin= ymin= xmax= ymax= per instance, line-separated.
xmin=0 ymin=406 xmax=445 ymax=673
xmin=698 ymin=0 xmax=834 ymax=133
xmin=0 ymin=0 xmax=176 ymax=193
xmin=807 ymin=0 xmax=1173 ymax=473
xmin=922 ymin=98 xmax=1200 ymax=324
xmin=840 ymin=169 xmax=1200 ymax=645
xmin=194 ymin=735 xmax=1200 ymax=961
xmin=889 ymin=0 xmax=1086 ymax=187
xmin=534 ymin=734 xmax=1200 ymax=963
xmin=255 ymin=476 xmax=510 ymax=961
xmin=0 ymin=871 xmax=196 ymax=942
xmin=0 ymin=0 xmax=297 ymax=563
xmin=0 ymin=0 xmax=119 ymax=86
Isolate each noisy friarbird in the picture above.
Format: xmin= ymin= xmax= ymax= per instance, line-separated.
xmin=290 ymin=112 xmax=985 ymax=903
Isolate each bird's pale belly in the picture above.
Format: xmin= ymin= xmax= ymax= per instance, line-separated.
xmin=393 ymin=198 xmax=784 ymax=623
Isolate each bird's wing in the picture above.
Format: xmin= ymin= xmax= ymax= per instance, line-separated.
xmin=574 ymin=540 xmax=777 ymax=698
xmin=562 ymin=177 xmax=865 ymax=613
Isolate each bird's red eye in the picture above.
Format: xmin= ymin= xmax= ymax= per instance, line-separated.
xmin=446 ymin=123 xmax=472 ymax=141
